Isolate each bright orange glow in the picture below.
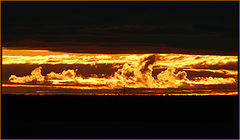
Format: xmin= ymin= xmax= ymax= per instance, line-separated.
xmin=8 ymin=65 xmax=236 ymax=89
xmin=3 ymin=48 xmax=237 ymax=66
xmin=2 ymin=84 xmax=237 ymax=96
xmin=3 ymin=48 xmax=238 ymax=95
xmin=7 ymin=58 xmax=237 ymax=89
xmin=9 ymin=66 xmax=45 ymax=83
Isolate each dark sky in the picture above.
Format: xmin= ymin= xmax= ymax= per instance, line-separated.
xmin=2 ymin=2 xmax=239 ymax=55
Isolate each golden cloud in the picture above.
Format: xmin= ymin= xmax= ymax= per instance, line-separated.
xmin=8 ymin=54 xmax=237 ymax=89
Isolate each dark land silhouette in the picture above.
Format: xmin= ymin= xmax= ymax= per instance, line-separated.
xmin=2 ymin=94 xmax=239 ymax=138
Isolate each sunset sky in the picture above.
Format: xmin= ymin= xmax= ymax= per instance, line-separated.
xmin=2 ymin=2 xmax=238 ymax=95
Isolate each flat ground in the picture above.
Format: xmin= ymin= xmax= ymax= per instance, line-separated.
xmin=2 ymin=94 xmax=239 ymax=138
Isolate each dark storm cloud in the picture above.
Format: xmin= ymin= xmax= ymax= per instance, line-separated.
xmin=2 ymin=2 xmax=238 ymax=55
xmin=4 ymin=40 xmax=236 ymax=55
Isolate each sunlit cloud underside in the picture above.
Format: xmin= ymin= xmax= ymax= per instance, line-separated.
xmin=2 ymin=49 xmax=238 ymax=95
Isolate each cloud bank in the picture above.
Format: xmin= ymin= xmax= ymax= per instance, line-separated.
xmin=8 ymin=54 xmax=237 ymax=89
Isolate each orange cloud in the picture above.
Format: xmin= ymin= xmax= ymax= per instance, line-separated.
xmin=2 ymin=48 xmax=237 ymax=67
xmin=9 ymin=66 xmax=45 ymax=83
xmin=8 ymin=54 xmax=237 ymax=90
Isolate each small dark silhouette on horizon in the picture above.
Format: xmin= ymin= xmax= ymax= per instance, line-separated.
xmin=115 ymin=85 xmax=126 ymax=95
